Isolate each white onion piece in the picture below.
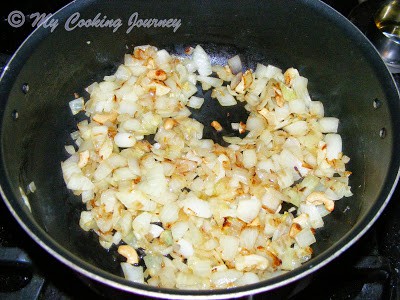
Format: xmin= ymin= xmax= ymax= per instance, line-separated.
xmin=246 ymin=115 xmax=266 ymax=131
xmin=227 ymin=55 xmax=242 ymax=74
xmin=197 ymin=75 xmax=223 ymax=88
xmin=114 ymin=65 xmax=131 ymax=82
xmin=309 ymin=101 xmax=324 ymax=117
xmin=242 ymin=149 xmax=257 ymax=168
xmin=212 ymin=86 xmax=237 ymax=106
xmin=81 ymin=189 xmax=94 ymax=204
xmin=255 ymin=63 xmax=283 ymax=80
xmin=316 ymin=205 xmax=331 ymax=217
xmin=231 ymin=123 xmax=240 ymax=130
xmin=239 ymin=228 xmax=259 ymax=250
xmin=187 ymin=96 xmax=205 ymax=109
xmin=283 ymin=121 xmax=308 ymax=136
xmin=261 ymin=191 xmax=282 ymax=213
xmin=132 ymin=212 xmax=152 ymax=236
xmin=274 ymin=104 xmax=291 ymax=121
xmin=318 ymin=117 xmax=339 ymax=133
xmin=188 ymin=257 xmax=212 ymax=278
xmin=292 ymin=76 xmax=311 ymax=104
xmin=325 ymin=134 xmax=342 ymax=160
xmin=236 ymin=196 xmax=261 ymax=223
xmin=183 ymin=59 xmax=198 ymax=73
xmin=298 ymin=203 xmax=324 ymax=229
xmin=79 ymin=211 xmax=94 ymax=231
xmin=114 ymin=132 xmax=136 ymax=148
xmin=279 ymin=149 xmax=309 ymax=177
xmin=155 ymin=49 xmax=171 ymax=65
xmin=193 ymin=45 xmax=212 ymax=76
xmin=183 ymin=195 xmax=212 ymax=218
xmin=66 ymin=173 xmax=94 ymax=190
xmin=61 ymin=44 xmax=352 ymax=289
xmin=171 ymin=221 xmax=189 ymax=240
xmin=64 ymin=145 xmax=76 ymax=155
xmin=177 ymin=238 xmax=194 ymax=258
xmin=137 ymin=162 xmax=167 ymax=199
xmin=103 ymin=75 xmax=115 ymax=82
xmin=235 ymin=273 xmax=260 ymax=286
xmin=69 ymin=97 xmax=84 ymax=115
xmin=118 ymin=100 xmax=138 ymax=116
xmin=113 ymin=167 xmax=136 ymax=181
xmin=288 ymin=98 xmax=307 ymax=114
xmin=86 ymin=82 xmax=98 ymax=94
xmin=324 ymin=187 xmax=341 ymax=201
xmin=101 ymin=190 xmax=117 ymax=212
xmin=257 ymin=159 xmax=275 ymax=173
xmin=211 ymin=269 xmax=243 ymax=287
xmin=219 ymin=235 xmax=239 ymax=261
xmin=235 ymin=254 xmax=269 ymax=271
xmin=159 ymin=203 xmax=180 ymax=224
xmin=149 ymin=224 xmax=164 ymax=238
xmin=295 ymin=228 xmax=316 ymax=248
xmin=121 ymin=263 xmax=145 ymax=283
xmin=230 ymin=72 xmax=242 ymax=90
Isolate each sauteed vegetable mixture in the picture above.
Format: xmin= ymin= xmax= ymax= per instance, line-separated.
xmin=61 ymin=45 xmax=352 ymax=289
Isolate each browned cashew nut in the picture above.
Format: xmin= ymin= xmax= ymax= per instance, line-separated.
xmin=306 ymin=192 xmax=334 ymax=212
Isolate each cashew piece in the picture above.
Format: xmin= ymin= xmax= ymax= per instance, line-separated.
xmin=118 ymin=245 xmax=139 ymax=265
xmin=306 ymin=192 xmax=334 ymax=212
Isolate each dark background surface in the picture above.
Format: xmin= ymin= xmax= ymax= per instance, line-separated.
xmin=0 ymin=0 xmax=399 ymax=299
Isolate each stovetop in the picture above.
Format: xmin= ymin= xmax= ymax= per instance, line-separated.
xmin=0 ymin=1 xmax=399 ymax=299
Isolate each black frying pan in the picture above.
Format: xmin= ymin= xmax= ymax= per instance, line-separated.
xmin=1 ymin=0 xmax=399 ymax=298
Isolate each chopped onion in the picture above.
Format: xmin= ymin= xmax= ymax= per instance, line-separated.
xmin=246 ymin=115 xmax=266 ymax=132
xmin=236 ymin=196 xmax=261 ymax=223
xmin=235 ymin=254 xmax=269 ymax=271
xmin=318 ymin=117 xmax=339 ymax=133
xmin=114 ymin=132 xmax=136 ymax=148
xmin=298 ymin=203 xmax=324 ymax=229
xmin=193 ymin=45 xmax=212 ymax=76
xmin=255 ymin=63 xmax=282 ymax=80
xmin=159 ymin=203 xmax=180 ymax=224
xmin=65 ymin=145 xmax=76 ymax=155
xmin=212 ymin=86 xmax=237 ymax=106
xmin=289 ymin=98 xmax=307 ymax=115
xmin=61 ymin=44 xmax=352 ymax=290
xmin=69 ymin=97 xmax=84 ymax=115
xmin=187 ymin=96 xmax=205 ymax=109
xmin=211 ymin=269 xmax=243 ymax=287
xmin=283 ymin=121 xmax=308 ymax=136
xmin=242 ymin=149 xmax=257 ymax=168
xmin=171 ymin=221 xmax=189 ymax=240
xmin=325 ymin=134 xmax=342 ymax=160
xmin=227 ymin=55 xmax=242 ymax=74
xmin=292 ymin=76 xmax=311 ymax=104
xmin=183 ymin=195 xmax=212 ymax=218
xmin=235 ymin=272 xmax=260 ymax=286
xmin=121 ymin=263 xmax=145 ymax=283
xmin=27 ymin=181 xmax=36 ymax=193
xmin=197 ymin=76 xmax=223 ymax=88
xmin=295 ymin=228 xmax=316 ymax=248
xmin=177 ymin=238 xmax=194 ymax=258
xmin=219 ymin=235 xmax=239 ymax=261
xmin=149 ymin=224 xmax=164 ymax=238
xmin=309 ymin=101 xmax=324 ymax=117
xmin=239 ymin=228 xmax=259 ymax=250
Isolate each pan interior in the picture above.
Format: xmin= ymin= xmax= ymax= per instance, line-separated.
xmin=0 ymin=0 xmax=399 ymax=296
